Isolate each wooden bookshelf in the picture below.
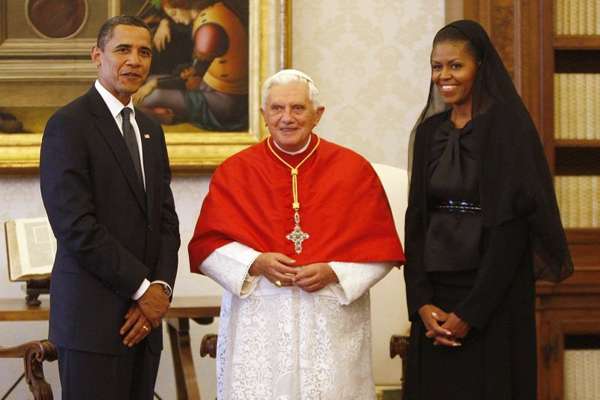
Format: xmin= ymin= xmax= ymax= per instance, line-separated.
xmin=555 ymin=140 xmax=600 ymax=148
xmin=542 ymin=2 xmax=600 ymax=400
xmin=554 ymin=35 xmax=600 ymax=49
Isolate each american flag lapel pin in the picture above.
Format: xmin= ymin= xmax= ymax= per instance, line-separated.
xmin=144 ymin=133 xmax=150 ymax=139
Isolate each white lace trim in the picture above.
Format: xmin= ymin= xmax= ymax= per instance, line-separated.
xmin=203 ymin=243 xmax=389 ymax=400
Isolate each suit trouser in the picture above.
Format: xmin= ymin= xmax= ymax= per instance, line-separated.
xmin=57 ymin=343 xmax=160 ymax=400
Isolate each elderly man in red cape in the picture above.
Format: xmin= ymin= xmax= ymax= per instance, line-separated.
xmin=188 ymin=69 xmax=404 ymax=400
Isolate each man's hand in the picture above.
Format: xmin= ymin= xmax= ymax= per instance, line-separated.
xmin=418 ymin=304 xmax=461 ymax=347
xmin=137 ymin=283 xmax=170 ymax=328
xmin=293 ymin=263 xmax=338 ymax=292
xmin=120 ymin=304 xmax=152 ymax=347
xmin=249 ymin=252 xmax=297 ymax=286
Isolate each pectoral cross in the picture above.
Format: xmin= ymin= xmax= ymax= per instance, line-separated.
xmin=286 ymin=211 xmax=309 ymax=254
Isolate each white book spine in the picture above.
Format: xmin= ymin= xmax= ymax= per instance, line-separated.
xmin=593 ymin=176 xmax=599 ymax=227
xmin=555 ymin=0 xmax=560 ymax=34
xmin=588 ymin=0 xmax=596 ymax=35
xmin=567 ymin=74 xmax=576 ymax=139
xmin=595 ymin=74 xmax=600 ymax=139
xmin=560 ymin=74 xmax=568 ymax=140
xmin=555 ymin=74 xmax=561 ymax=139
xmin=579 ymin=0 xmax=587 ymax=34
xmin=585 ymin=74 xmax=594 ymax=139
xmin=556 ymin=177 xmax=566 ymax=226
xmin=575 ymin=74 xmax=585 ymax=139
xmin=582 ymin=176 xmax=592 ymax=227
xmin=565 ymin=74 xmax=570 ymax=139
xmin=597 ymin=0 xmax=600 ymax=34
xmin=571 ymin=176 xmax=580 ymax=227
xmin=572 ymin=0 xmax=580 ymax=34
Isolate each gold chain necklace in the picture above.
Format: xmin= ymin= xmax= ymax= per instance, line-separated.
xmin=266 ymin=135 xmax=321 ymax=254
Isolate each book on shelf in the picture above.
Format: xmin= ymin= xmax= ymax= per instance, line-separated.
xmin=563 ymin=74 xmax=569 ymax=139
xmin=590 ymin=75 xmax=600 ymax=139
xmin=555 ymin=176 xmax=565 ymax=225
xmin=585 ymin=74 xmax=595 ymax=140
xmin=555 ymin=74 xmax=567 ymax=139
xmin=580 ymin=0 xmax=585 ymax=35
xmin=595 ymin=74 xmax=600 ymax=140
xmin=567 ymin=74 xmax=576 ymax=139
xmin=563 ymin=0 xmax=569 ymax=34
xmin=561 ymin=73 xmax=569 ymax=139
xmin=562 ymin=0 xmax=569 ymax=34
xmin=569 ymin=0 xmax=579 ymax=35
xmin=575 ymin=74 xmax=585 ymax=139
xmin=556 ymin=176 xmax=600 ymax=228
xmin=554 ymin=73 xmax=600 ymax=140
xmin=597 ymin=0 xmax=600 ymax=35
xmin=580 ymin=176 xmax=593 ymax=227
xmin=586 ymin=0 xmax=596 ymax=35
xmin=555 ymin=0 xmax=600 ymax=35
xmin=555 ymin=0 xmax=563 ymax=34
xmin=591 ymin=176 xmax=600 ymax=227
xmin=554 ymin=74 xmax=561 ymax=139
xmin=4 ymin=217 xmax=56 ymax=281
xmin=570 ymin=176 xmax=580 ymax=227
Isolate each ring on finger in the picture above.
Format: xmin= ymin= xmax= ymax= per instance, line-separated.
xmin=142 ymin=325 xmax=150 ymax=332
xmin=275 ymin=280 xmax=282 ymax=287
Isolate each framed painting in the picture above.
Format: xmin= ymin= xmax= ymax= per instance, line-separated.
xmin=0 ymin=0 xmax=291 ymax=172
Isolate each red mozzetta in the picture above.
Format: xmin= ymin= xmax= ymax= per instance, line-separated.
xmin=189 ymin=134 xmax=405 ymax=271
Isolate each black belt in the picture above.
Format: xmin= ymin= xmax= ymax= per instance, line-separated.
xmin=435 ymin=200 xmax=481 ymax=214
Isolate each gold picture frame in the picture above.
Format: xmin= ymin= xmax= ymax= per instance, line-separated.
xmin=0 ymin=0 xmax=291 ymax=173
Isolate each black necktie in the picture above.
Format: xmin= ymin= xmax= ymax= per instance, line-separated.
xmin=121 ymin=108 xmax=143 ymax=185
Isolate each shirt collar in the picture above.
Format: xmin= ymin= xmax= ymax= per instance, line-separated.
xmin=94 ymin=80 xmax=135 ymax=119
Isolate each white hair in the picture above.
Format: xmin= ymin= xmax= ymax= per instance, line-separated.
xmin=261 ymin=69 xmax=321 ymax=110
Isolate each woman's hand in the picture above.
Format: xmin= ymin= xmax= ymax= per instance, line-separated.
xmin=418 ymin=304 xmax=461 ymax=347
xmin=438 ymin=312 xmax=471 ymax=341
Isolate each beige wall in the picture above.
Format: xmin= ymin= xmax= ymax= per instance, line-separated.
xmin=293 ymin=1 xmax=443 ymax=169
xmin=0 ymin=1 xmax=444 ymax=397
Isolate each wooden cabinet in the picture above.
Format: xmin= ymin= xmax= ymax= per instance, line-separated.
xmin=462 ymin=1 xmax=600 ymax=399
xmin=536 ymin=270 xmax=600 ymax=400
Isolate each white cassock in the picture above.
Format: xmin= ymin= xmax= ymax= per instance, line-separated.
xmin=201 ymin=242 xmax=393 ymax=400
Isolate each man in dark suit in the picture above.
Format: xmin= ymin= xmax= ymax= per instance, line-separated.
xmin=40 ymin=15 xmax=180 ymax=400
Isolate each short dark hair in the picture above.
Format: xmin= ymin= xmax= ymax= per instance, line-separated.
xmin=432 ymin=25 xmax=482 ymax=63
xmin=96 ymin=15 xmax=151 ymax=50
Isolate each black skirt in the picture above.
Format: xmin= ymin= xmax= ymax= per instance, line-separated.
xmin=403 ymin=266 xmax=537 ymax=400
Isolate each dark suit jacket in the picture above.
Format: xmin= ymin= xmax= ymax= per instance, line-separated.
xmin=40 ymin=86 xmax=180 ymax=355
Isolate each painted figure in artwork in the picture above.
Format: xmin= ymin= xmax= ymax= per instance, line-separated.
xmin=135 ymin=0 xmax=249 ymax=131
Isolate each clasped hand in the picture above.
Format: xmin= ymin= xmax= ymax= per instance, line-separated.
xmin=249 ymin=252 xmax=339 ymax=292
xmin=120 ymin=283 xmax=170 ymax=347
xmin=418 ymin=304 xmax=471 ymax=347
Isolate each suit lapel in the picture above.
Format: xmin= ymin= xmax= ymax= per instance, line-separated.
xmin=86 ymin=88 xmax=147 ymax=213
xmin=137 ymin=114 xmax=155 ymax=224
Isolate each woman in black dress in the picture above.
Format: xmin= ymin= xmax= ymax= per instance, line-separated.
xmin=403 ymin=20 xmax=573 ymax=400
